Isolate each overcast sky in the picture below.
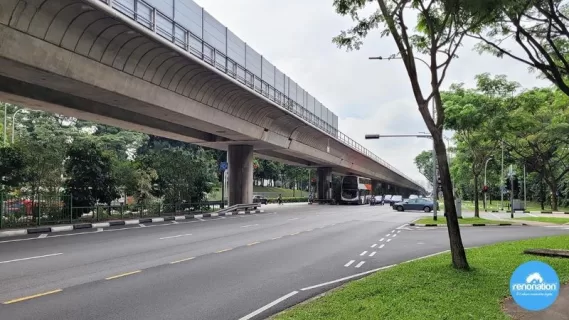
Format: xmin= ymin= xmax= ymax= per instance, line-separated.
xmin=194 ymin=0 xmax=549 ymax=188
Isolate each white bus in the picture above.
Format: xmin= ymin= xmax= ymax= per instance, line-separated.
xmin=341 ymin=175 xmax=372 ymax=204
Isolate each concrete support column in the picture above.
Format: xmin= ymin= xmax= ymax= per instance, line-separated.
xmin=317 ymin=167 xmax=332 ymax=200
xmin=372 ymin=181 xmax=381 ymax=195
xmin=228 ymin=145 xmax=254 ymax=206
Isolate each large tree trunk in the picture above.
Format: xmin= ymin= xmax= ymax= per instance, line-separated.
xmin=473 ymin=174 xmax=480 ymax=218
xmin=433 ymin=135 xmax=470 ymax=270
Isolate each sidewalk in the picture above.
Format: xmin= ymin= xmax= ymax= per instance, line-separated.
xmin=504 ymin=284 xmax=569 ymax=320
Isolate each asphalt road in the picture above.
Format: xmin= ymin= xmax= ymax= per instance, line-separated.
xmin=0 ymin=203 xmax=567 ymax=320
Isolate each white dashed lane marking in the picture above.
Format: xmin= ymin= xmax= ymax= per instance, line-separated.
xmin=371 ymin=244 xmax=377 ymax=248
xmin=360 ymin=251 xmax=368 ymax=256
xmin=355 ymin=261 xmax=365 ymax=268
xmin=369 ymin=251 xmax=376 ymax=257
xmin=344 ymin=260 xmax=355 ymax=267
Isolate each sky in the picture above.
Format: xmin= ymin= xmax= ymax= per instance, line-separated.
xmin=194 ymin=0 xmax=549 ymax=188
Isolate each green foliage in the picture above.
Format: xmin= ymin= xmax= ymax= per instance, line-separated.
xmin=0 ymin=143 xmax=26 ymax=189
xmin=414 ymin=150 xmax=434 ymax=186
xmin=64 ymin=139 xmax=118 ymax=213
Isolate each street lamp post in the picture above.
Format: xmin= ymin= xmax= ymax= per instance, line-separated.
xmin=365 ymin=133 xmax=437 ymax=220
xmin=11 ymin=108 xmax=24 ymax=144
xmin=483 ymin=157 xmax=493 ymax=211
xmin=500 ymin=141 xmax=504 ymax=210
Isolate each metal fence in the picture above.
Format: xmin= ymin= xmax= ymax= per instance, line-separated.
xmin=0 ymin=195 xmax=226 ymax=229
xmin=91 ymin=0 xmax=423 ymax=191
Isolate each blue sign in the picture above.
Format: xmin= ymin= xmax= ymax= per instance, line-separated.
xmin=510 ymin=261 xmax=560 ymax=311
xmin=219 ymin=162 xmax=228 ymax=171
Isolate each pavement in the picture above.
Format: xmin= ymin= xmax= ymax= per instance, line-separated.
xmin=0 ymin=203 xmax=568 ymax=320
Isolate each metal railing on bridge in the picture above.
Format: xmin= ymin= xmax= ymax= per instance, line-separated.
xmin=95 ymin=0 xmax=423 ymax=189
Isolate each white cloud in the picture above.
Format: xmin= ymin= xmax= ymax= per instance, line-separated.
xmin=194 ymin=0 xmax=550 ymax=186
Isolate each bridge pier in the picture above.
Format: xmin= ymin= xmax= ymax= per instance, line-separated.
xmin=317 ymin=167 xmax=333 ymax=201
xmin=228 ymin=145 xmax=254 ymax=206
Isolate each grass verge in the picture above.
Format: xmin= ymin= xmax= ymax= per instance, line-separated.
xmin=274 ymin=235 xmax=569 ymax=320
xmin=413 ymin=217 xmax=505 ymax=225
xmin=515 ymin=217 xmax=569 ymax=225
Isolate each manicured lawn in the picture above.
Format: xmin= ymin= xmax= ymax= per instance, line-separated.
xmin=275 ymin=235 xmax=569 ymax=320
xmin=515 ymin=216 xmax=569 ymax=224
xmin=209 ymin=186 xmax=308 ymax=200
xmin=461 ymin=200 xmax=569 ymax=212
xmin=414 ymin=217 xmax=505 ymax=225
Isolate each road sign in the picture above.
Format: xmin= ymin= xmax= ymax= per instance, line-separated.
xmin=219 ymin=162 xmax=228 ymax=171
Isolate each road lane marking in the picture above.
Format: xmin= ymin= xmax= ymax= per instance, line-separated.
xmin=360 ymin=251 xmax=367 ymax=256
xmin=387 ymin=238 xmax=392 ymax=242
xmin=369 ymin=251 xmax=376 ymax=257
xmin=271 ymin=236 xmax=282 ymax=240
xmin=300 ymin=264 xmax=396 ymax=291
xmin=0 ymin=253 xmax=63 ymax=265
xmin=344 ymin=260 xmax=355 ymax=267
xmin=171 ymin=221 xmax=179 ymax=224
xmin=105 ymin=270 xmax=141 ymax=280
xmin=159 ymin=233 xmax=192 ymax=240
xmin=288 ymin=218 xmax=299 ymax=221
xmin=197 ymin=218 xmax=205 ymax=221
xmin=397 ymin=230 xmax=401 ymax=233
xmin=247 ymin=241 xmax=260 ymax=246
xmin=97 ymin=228 xmax=103 ymax=232
xmin=3 ymin=289 xmax=63 ymax=304
xmin=371 ymin=244 xmax=377 ymax=248
xmin=241 ymin=224 xmax=259 ymax=228
xmin=306 ymin=229 xmax=313 ymax=232
xmin=392 ymin=234 xmax=397 ymax=237
xmin=379 ymin=238 xmax=385 ymax=242
xmin=170 ymin=257 xmax=195 ymax=264
xmin=139 ymin=224 xmax=146 ymax=227
xmin=391 ymin=229 xmax=396 ymax=233
xmin=385 ymin=234 xmax=390 ymax=237
xmin=379 ymin=244 xmax=385 ymax=249
xmin=289 ymin=232 xmax=299 ymax=235
xmin=238 ymin=291 xmax=299 ymax=320
xmin=38 ymin=234 xmax=48 ymax=239
xmin=216 ymin=248 xmax=233 ymax=253
xmin=355 ymin=261 xmax=365 ymax=268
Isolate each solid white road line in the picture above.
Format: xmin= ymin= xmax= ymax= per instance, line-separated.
xmin=355 ymin=261 xmax=365 ymax=268
xmin=379 ymin=238 xmax=385 ymax=242
xmin=92 ymin=222 xmax=110 ymax=228
xmin=300 ymin=265 xmax=396 ymax=291
xmin=38 ymin=234 xmax=48 ymax=239
xmin=344 ymin=260 xmax=355 ymax=267
xmin=288 ymin=218 xmax=299 ymax=221
xmin=51 ymin=226 xmax=73 ymax=232
xmin=360 ymin=251 xmax=367 ymax=256
xmin=369 ymin=251 xmax=376 ymax=257
xmin=0 ymin=253 xmax=63 ymax=264
xmin=402 ymin=250 xmax=451 ymax=263
xmin=379 ymin=244 xmax=385 ymax=249
xmin=371 ymin=244 xmax=377 ymax=248
xmin=238 ymin=291 xmax=299 ymax=320
xmin=159 ymin=233 xmax=192 ymax=240
xmin=387 ymin=238 xmax=392 ymax=242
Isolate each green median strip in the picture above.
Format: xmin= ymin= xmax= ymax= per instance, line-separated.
xmin=413 ymin=217 xmax=505 ymax=225
xmin=515 ymin=217 xmax=569 ymax=225
xmin=274 ymin=235 xmax=569 ymax=320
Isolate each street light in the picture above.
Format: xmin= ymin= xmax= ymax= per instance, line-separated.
xmin=483 ymin=157 xmax=493 ymax=211
xmin=11 ymin=108 xmax=25 ymax=144
xmin=365 ymin=133 xmax=437 ymax=221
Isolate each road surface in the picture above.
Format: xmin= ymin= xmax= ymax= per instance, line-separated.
xmin=0 ymin=203 xmax=567 ymax=319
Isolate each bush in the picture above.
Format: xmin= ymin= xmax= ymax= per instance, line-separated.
xmin=267 ymin=197 xmax=308 ymax=203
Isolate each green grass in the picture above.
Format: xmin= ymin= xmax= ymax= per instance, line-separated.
xmin=515 ymin=216 xmax=569 ymax=224
xmin=209 ymin=186 xmax=308 ymax=200
xmin=275 ymin=235 xmax=569 ymax=320
xmin=460 ymin=200 xmax=569 ymax=212
xmin=414 ymin=217 xmax=505 ymax=225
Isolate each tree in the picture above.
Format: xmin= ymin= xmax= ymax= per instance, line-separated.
xmin=464 ymin=0 xmax=569 ymax=96
xmin=502 ymin=88 xmax=569 ymax=210
xmin=332 ymin=0 xmax=483 ymax=269
xmin=414 ymin=150 xmax=435 ymax=186
xmin=0 ymin=143 xmax=26 ymax=190
xmin=65 ymin=139 xmax=118 ymax=216
xmin=442 ymin=74 xmax=516 ymax=216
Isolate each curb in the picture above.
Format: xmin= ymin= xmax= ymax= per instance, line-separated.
xmin=409 ymin=223 xmax=516 ymax=227
xmin=489 ymin=210 xmax=569 ymax=214
xmin=0 ymin=209 xmax=264 ymax=238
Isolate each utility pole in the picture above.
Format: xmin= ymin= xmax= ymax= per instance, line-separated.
xmin=501 ymin=141 xmax=504 ymax=210
xmin=523 ymin=164 xmax=527 ymax=210
xmin=509 ymin=164 xmax=514 ymax=219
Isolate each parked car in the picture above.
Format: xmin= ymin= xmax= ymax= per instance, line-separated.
xmin=389 ymin=195 xmax=403 ymax=206
xmin=382 ymin=195 xmax=393 ymax=205
xmin=370 ymin=195 xmax=383 ymax=206
xmin=252 ymin=195 xmax=267 ymax=205
xmin=393 ymin=197 xmax=437 ymax=212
